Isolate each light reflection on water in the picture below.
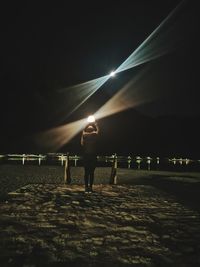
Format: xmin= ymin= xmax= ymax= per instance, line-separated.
xmin=0 ymin=154 xmax=199 ymax=172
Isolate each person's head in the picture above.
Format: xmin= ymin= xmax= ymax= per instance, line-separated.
xmin=85 ymin=125 xmax=95 ymax=133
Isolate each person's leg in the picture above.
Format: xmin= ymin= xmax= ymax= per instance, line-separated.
xmin=88 ymin=155 xmax=97 ymax=191
xmin=83 ymin=154 xmax=90 ymax=192
xmin=89 ymin=168 xmax=95 ymax=189
xmin=84 ymin=167 xmax=90 ymax=192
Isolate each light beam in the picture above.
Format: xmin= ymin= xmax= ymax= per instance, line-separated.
xmin=58 ymin=0 xmax=186 ymax=117
xmin=35 ymin=66 xmax=157 ymax=151
xmin=115 ymin=0 xmax=186 ymax=73
xmin=35 ymin=118 xmax=86 ymax=151
xmin=35 ymin=0 xmax=189 ymax=150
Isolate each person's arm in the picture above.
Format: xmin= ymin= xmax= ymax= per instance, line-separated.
xmin=82 ymin=131 xmax=96 ymax=136
xmin=94 ymin=122 xmax=99 ymax=134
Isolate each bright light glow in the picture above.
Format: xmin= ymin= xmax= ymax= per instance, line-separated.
xmin=87 ymin=115 xmax=95 ymax=123
xmin=35 ymin=66 xmax=156 ymax=151
xmin=57 ymin=0 xmax=185 ymax=119
xmin=34 ymin=0 xmax=188 ymax=150
xmin=109 ymin=71 xmax=116 ymax=77
xmin=95 ymin=66 xmax=155 ymax=121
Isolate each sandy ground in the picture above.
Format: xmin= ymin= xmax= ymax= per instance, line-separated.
xmin=0 ymin=165 xmax=200 ymax=266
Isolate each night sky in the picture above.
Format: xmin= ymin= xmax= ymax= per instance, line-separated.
xmin=0 ymin=1 xmax=199 ymax=154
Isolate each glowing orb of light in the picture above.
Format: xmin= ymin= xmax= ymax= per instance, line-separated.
xmin=87 ymin=115 xmax=95 ymax=123
xmin=109 ymin=70 xmax=116 ymax=77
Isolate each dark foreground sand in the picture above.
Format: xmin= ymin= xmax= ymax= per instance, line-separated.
xmin=0 ymin=165 xmax=200 ymax=266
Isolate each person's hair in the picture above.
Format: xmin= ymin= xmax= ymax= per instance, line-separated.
xmin=85 ymin=125 xmax=95 ymax=133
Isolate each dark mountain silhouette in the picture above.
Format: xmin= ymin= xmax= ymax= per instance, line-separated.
xmin=0 ymin=107 xmax=199 ymax=158
xmin=64 ymin=109 xmax=200 ymax=158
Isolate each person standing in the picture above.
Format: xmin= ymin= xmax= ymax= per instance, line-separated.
xmin=81 ymin=121 xmax=99 ymax=193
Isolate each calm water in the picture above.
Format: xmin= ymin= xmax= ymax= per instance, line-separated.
xmin=1 ymin=154 xmax=200 ymax=172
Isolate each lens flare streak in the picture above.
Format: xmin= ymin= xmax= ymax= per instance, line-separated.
xmin=36 ymin=0 xmax=188 ymax=150
xmin=116 ymin=0 xmax=186 ymax=74
xmin=36 ymin=67 xmax=155 ymax=151
xmin=59 ymin=0 xmax=186 ymax=117
xmin=35 ymin=119 xmax=86 ymax=151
